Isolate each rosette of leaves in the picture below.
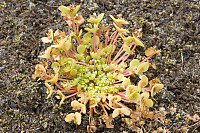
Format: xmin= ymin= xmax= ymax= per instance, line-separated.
xmin=33 ymin=4 xmax=164 ymax=131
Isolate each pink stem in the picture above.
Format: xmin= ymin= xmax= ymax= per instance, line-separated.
xmin=105 ymin=101 xmax=116 ymax=110
xmin=76 ymin=61 xmax=89 ymax=67
xmin=49 ymin=57 xmax=54 ymax=63
xmin=140 ymin=53 xmax=156 ymax=64
xmin=100 ymin=102 xmax=108 ymax=116
xmin=105 ymin=24 xmax=111 ymax=46
xmin=116 ymin=102 xmax=129 ymax=109
xmin=106 ymin=33 xmax=120 ymax=64
xmin=122 ymin=44 xmax=137 ymax=62
xmin=109 ymin=31 xmax=117 ymax=45
xmin=65 ymin=91 xmax=80 ymax=99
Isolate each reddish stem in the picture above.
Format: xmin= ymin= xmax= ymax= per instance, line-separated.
xmin=44 ymin=74 xmax=69 ymax=81
xmin=98 ymin=23 xmax=101 ymax=38
xmin=46 ymin=69 xmax=53 ymax=75
xmin=55 ymin=82 xmax=65 ymax=91
xmin=100 ymin=102 xmax=108 ymax=116
xmin=106 ymin=33 xmax=119 ymax=64
xmin=140 ymin=53 xmax=156 ymax=64
xmin=105 ymin=101 xmax=116 ymax=110
xmin=68 ymin=25 xmax=71 ymax=36
xmin=49 ymin=57 xmax=54 ymax=63
xmin=115 ymin=53 xmax=128 ymax=64
xmin=93 ymin=32 xmax=96 ymax=52
xmin=93 ymin=107 xmax=99 ymax=114
xmin=116 ymin=102 xmax=130 ymax=109
xmin=63 ymin=90 xmax=77 ymax=94
xmin=76 ymin=61 xmax=89 ymax=67
xmin=65 ymin=91 xmax=80 ymax=99
xmin=105 ymin=24 xmax=111 ymax=46
xmin=122 ymin=44 xmax=137 ymax=62
xmin=90 ymin=107 xmax=93 ymax=117
xmin=123 ymin=71 xmax=135 ymax=77
xmin=109 ymin=31 xmax=117 ymax=45
xmin=110 ymin=43 xmax=124 ymax=64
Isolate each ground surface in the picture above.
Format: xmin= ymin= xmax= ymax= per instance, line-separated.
xmin=0 ymin=0 xmax=199 ymax=132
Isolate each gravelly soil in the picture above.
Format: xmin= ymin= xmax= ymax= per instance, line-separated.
xmin=0 ymin=0 xmax=199 ymax=132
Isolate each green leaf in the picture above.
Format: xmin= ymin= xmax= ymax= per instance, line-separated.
xmin=51 ymin=37 xmax=68 ymax=48
xmin=126 ymin=85 xmax=139 ymax=98
xmin=97 ymin=49 xmax=103 ymax=56
xmin=51 ymin=36 xmax=72 ymax=50
xmin=51 ymin=62 xmax=60 ymax=73
xmin=113 ymin=23 xmax=129 ymax=33
xmin=117 ymin=74 xmax=124 ymax=81
xmin=77 ymin=45 xmax=86 ymax=54
xmin=89 ymin=74 xmax=96 ymax=80
xmin=119 ymin=34 xmax=134 ymax=46
xmin=91 ymin=35 xmax=100 ymax=47
xmin=71 ymin=5 xmax=81 ymax=16
xmin=45 ymin=83 xmax=53 ymax=99
xmin=138 ymin=75 xmax=148 ymax=91
xmin=133 ymin=35 xmax=144 ymax=47
xmin=122 ymin=78 xmax=130 ymax=89
xmin=85 ymin=56 xmax=90 ymax=62
xmin=109 ymin=15 xmax=129 ymax=26
xmin=70 ymin=69 xmax=77 ymax=77
xmin=142 ymin=99 xmax=153 ymax=109
xmin=88 ymin=13 xmax=104 ymax=24
xmin=46 ymin=73 xmax=58 ymax=83
xmin=141 ymin=92 xmax=149 ymax=101
xmin=85 ymin=24 xmax=99 ymax=33
xmin=82 ymin=33 xmax=91 ymax=45
xmin=151 ymin=84 xmax=164 ymax=97
xmin=110 ymin=45 xmax=116 ymax=55
xmin=128 ymin=92 xmax=140 ymax=103
xmin=65 ymin=36 xmax=72 ymax=50
xmin=130 ymin=59 xmax=140 ymax=71
xmin=135 ymin=62 xmax=149 ymax=75
xmin=76 ymin=53 xmax=85 ymax=61
xmin=67 ymin=58 xmax=76 ymax=68
xmin=123 ymin=45 xmax=131 ymax=53
xmin=59 ymin=56 xmax=68 ymax=65
xmin=58 ymin=6 xmax=70 ymax=16
xmin=39 ymin=47 xmax=52 ymax=59
xmin=61 ymin=65 xmax=71 ymax=72
xmin=58 ymin=5 xmax=80 ymax=17
xmin=103 ymin=45 xmax=112 ymax=55
xmin=90 ymin=52 xmax=100 ymax=59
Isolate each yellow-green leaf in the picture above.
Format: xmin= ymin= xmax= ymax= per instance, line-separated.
xmin=123 ymin=45 xmax=131 ymax=53
xmin=135 ymin=62 xmax=149 ymax=75
xmin=39 ymin=47 xmax=52 ymax=59
xmin=70 ymin=69 xmax=77 ymax=77
xmin=51 ymin=62 xmax=60 ymax=73
xmin=77 ymin=45 xmax=86 ymax=54
xmin=151 ymin=84 xmax=164 ymax=97
xmin=133 ymin=36 xmax=144 ymax=47
xmin=113 ymin=23 xmax=129 ymax=34
xmin=128 ymin=92 xmax=140 ymax=103
xmin=88 ymin=13 xmax=104 ymax=24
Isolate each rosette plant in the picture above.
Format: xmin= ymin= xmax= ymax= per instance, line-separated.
xmin=33 ymin=4 xmax=164 ymax=131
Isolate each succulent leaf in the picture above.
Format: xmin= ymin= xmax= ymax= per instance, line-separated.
xmin=39 ymin=47 xmax=52 ymax=59
xmin=151 ymin=84 xmax=164 ymax=97
xmin=135 ymin=62 xmax=149 ymax=75
xmin=88 ymin=13 xmax=104 ymax=24
xmin=77 ymin=45 xmax=86 ymax=54
xmin=123 ymin=45 xmax=131 ymax=53
xmin=128 ymin=92 xmax=140 ymax=103
xmin=51 ymin=62 xmax=60 ymax=73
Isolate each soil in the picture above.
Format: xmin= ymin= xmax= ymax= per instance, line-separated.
xmin=0 ymin=0 xmax=199 ymax=132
